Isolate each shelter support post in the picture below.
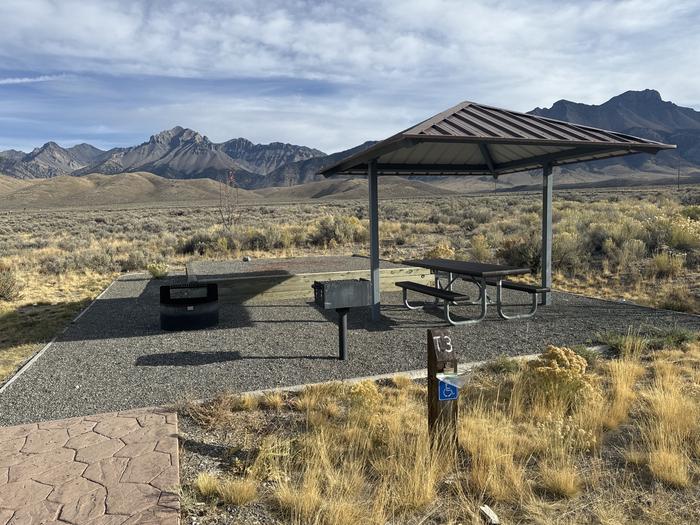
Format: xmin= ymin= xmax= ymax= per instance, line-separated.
xmin=541 ymin=164 xmax=553 ymax=305
xmin=368 ymin=159 xmax=380 ymax=320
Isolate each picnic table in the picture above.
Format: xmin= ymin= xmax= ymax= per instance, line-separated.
xmin=397 ymin=258 xmax=549 ymax=325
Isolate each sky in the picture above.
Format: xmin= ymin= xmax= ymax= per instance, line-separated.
xmin=1 ymin=0 xmax=699 ymax=154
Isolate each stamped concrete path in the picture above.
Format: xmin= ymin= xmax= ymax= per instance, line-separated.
xmin=0 ymin=407 xmax=179 ymax=525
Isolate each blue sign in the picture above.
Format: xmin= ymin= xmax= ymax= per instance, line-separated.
xmin=438 ymin=380 xmax=458 ymax=401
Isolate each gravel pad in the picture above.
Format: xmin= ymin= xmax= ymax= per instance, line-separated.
xmin=2 ymin=274 xmax=699 ymax=425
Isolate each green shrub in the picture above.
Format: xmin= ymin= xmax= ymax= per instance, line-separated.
xmin=681 ymin=206 xmax=700 ymax=221
xmin=657 ymin=284 xmax=698 ymax=313
xmin=647 ymin=252 xmax=685 ymax=279
xmin=586 ymin=222 xmax=613 ymax=255
xmin=178 ymin=231 xmax=220 ymax=255
xmin=647 ymin=325 xmax=697 ymax=351
xmin=424 ymin=240 xmax=455 ymax=259
xmin=147 ymin=262 xmax=169 ymax=279
xmin=606 ymin=238 xmax=647 ymax=274
xmin=598 ymin=328 xmax=647 ymax=359
xmin=40 ymin=255 xmax=70 ymax=275
xmin=469 ymin=234 xmax=492 ymax=262
xmin=496 ymin=232 xmax=541 ymax=271
xmin=552 ymin=231 xmax=586 ymax=275
xmin=669 ymin=217 xmax=700 ymax=251
xmin=485 ymin=355 xmax=521 ymax=374
xmin=116 ymin=250 xmax=148 ymax=272
xmin=523 ymin=346 xmax=592 ymax=411
xmin=312 ymin=216 xmax=367 ymax=246
xmin=570 ymin=345 xmax=599 ymax=367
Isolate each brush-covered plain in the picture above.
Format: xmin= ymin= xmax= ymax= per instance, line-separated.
xmin=2 ymin=187 xmax=700 ymax=382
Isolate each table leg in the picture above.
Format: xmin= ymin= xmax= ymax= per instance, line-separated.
xmin=444 ymin=276 xmax=487 ymax=325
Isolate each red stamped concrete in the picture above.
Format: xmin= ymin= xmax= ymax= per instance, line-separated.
xmin=0 ymin=408 xmax=179 ymax=525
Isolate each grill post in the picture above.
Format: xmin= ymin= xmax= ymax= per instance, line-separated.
xmin=336 ymin=308 xmax=349 ymax=360
xmin=312 ymin=279 xmax=371 ymax=360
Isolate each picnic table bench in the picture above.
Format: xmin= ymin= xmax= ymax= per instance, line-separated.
xmin=397 ymin=258 xmax=549 ymax=325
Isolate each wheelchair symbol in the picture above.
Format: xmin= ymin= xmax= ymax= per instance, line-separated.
xmin=438 ymin=380 xmax=458 ymax=401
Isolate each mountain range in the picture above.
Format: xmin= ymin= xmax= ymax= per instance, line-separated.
xmin=1 ymin=89 xmax=698 ymax=191
xmin=530 ymin=89 xmax=700 ymax=169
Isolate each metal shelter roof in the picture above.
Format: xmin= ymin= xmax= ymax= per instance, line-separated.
xmin=320 ymin=100 xmax=676 ymax=177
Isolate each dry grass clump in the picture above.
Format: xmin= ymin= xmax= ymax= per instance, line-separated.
xmin=538 ymin=462 xmax=582 ymax=498
xmin=603 ymin=358 xmax=645 ymax=429
xmin=182 ymin=391 xmax=261 ymax=428
xmin=279 ymin=380 xmax=450 ymax=521
xmin=271 ymin=380 xmax=450 ymax=523
xmin=261 ymin=391 xmax=285 ymax=410
xmin=459 ymin=408 xmax=529 ymax=502
xmin=424 ymin=239 xmax=455 ymax=259
xmin=194 ymin=471 xmax=220 ymax=498
xmin=194 ymin=471 xmax=258 ymax=505
xmin=647 ymin=450 xmax=690 ymax=488
xmin=390 ymin=374 xmax=414 ymax=389
xmin=632 ymin=357 xmax=700 ymax=487
xmin=217 ymin=477 xmax=258 ymax=505
xmin=658 ymin=282 xmax=699 ymax=312
xmin=601 ymin=327 xmax=648 ymax=359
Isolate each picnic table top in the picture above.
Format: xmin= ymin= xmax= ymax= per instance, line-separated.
xmin=403 ymin=258 xmax=531 ymax=278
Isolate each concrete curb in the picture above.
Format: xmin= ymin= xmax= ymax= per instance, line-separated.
xmin=230 ymin=357 xmax=512 ymax=397
xmin=0 ymin=336 xmax=58 ymax=394
xmin=184 ymin=345 xmax=609 ymax=404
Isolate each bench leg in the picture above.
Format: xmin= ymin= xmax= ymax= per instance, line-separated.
xmin=402 ymin=288 xmax=424 ymax=310
xmin=496 ymin=284 xmax=538 ymax=320
xmin=444 ymin=277 xmax=487 ymax=325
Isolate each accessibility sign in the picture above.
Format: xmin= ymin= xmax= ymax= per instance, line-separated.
xmin=438 ymin=379 xmax=458 ymax=401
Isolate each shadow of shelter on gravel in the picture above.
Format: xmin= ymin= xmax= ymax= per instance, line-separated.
xmin=57 ymin=270 xmax=301 ymax=342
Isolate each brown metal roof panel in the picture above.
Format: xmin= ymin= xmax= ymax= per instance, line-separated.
xmin=463 ymin=106 xmax=555 ymax=140
xmin=471 ymin=108 xmax=552 ymax=140
xmin=453 ymin=109 xmax=517 ymax=138
xmin=494 ymin=110 xmax=583 ymax=141
xmin=435 ymin=115 xmax=480 ymax=137
xmin=443 ymin=112 xmax=490 ymax=137
xmin=520 ymin=114 xmax=618 ymax=142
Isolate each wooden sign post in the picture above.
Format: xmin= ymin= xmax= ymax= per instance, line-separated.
xmin=427 ymin=328 xmax=459 ymax=446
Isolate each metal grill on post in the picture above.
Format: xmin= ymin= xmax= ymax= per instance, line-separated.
xmin=427 ymin=328 xmax=459 ymax=445
xmin=312 ymin=279 xmax=371 ymax=360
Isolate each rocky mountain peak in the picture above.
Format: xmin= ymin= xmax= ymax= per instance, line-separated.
xmin=148 ymin=126 xmax=209 ymax=147
xmin=609 ymin=89 xmax=662 ymax=104
xmin=31 ymin=141 xmax=61 ymax=154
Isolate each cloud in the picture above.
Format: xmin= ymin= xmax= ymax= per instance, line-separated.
xmin=0 ymin=0 xmax=698 ymax=151
xmin=0 ymin=74 xmax=67 ymax=85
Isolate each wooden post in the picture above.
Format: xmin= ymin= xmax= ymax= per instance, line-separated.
xmin=427 ymin=328 xmax=458 ymax=445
